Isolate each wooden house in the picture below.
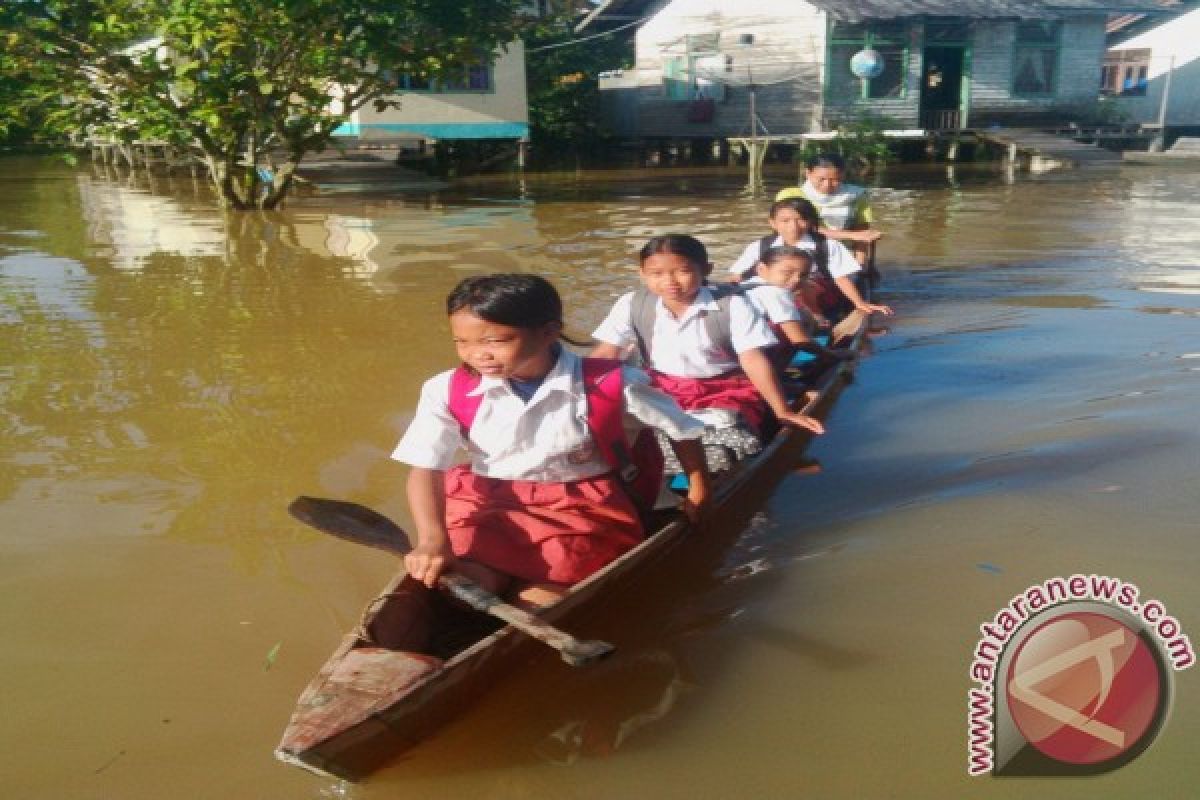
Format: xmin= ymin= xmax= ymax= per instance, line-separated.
xmin=581 ymin=0 xmax=1179 ymax=139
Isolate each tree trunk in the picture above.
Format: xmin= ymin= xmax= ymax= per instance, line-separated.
xmin=261 ymin=160 xmax=298 ymax=210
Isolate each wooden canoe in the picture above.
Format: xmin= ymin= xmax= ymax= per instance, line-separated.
xmin=275 ymin=313 xmax=872 ymax=781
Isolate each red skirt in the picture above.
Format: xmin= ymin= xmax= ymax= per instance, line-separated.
xmin=648 ymin=369 xmax=768 ymax=434
xmin=444 ymin=465 xmax=643 ymax=586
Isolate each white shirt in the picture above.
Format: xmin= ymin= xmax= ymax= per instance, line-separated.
xmin=591 ymin=286 xmax=777 ymax=378
xmin=727 ymin=233 xmax=861 ymax=280
xmin=740 ymin=277 xmax=808 ymax=325
xmin=799 ymin=181 xmax=870 ymax=230
xmin=391 ymin=348 xmax=704 ymax=482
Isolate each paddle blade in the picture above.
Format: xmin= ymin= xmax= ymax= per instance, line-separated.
xmin=560 ymin=639 xmax=616 ymax=667
xmin=288 ymin=496 xmax=412 ymax=556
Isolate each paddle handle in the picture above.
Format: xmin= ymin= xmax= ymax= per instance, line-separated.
xmin=437 ymin=574 xmax=614 ymax=666
xmin=287 ymin=497 xmax=614 ymax=666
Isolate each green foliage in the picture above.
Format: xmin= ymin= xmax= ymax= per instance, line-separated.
xmin=523 ymin=12 xmax=632 ymax=159
xmin=2 ymin=0 xmax=527 ymax=207
xmin=1085 ymin=96 xmax=1132 ymax=127
xmin=798 ymin=113 xmax=898 ymax=177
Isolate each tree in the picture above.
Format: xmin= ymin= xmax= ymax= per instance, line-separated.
xmin=2 ymin=0 xmax=527 ymax=209
xmin=524 ymin=13 xmax=632 ymax=164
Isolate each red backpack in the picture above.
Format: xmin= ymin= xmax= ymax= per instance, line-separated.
xmin=445 ymin=358 xmax=665 ymax=515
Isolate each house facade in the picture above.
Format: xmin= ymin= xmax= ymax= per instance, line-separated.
xmin=584 ymin=0 xmax=1178 ymax=137
xmin=1104 ymin=5 xmax=1200 ymax=127
xmin=333 ymin=42 xmax=530 ymax=142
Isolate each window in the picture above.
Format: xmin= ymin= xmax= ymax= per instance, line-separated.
xmin=1101 ymin=48 xmax=1151 ymax=96
xmin=661 ymin=35 xmax=727 ymax=102
xmin=442 ymin=63 xmax=493 ymax=92
xmin=1013 ymin=20 xmax=1060 ymax=95
xmin=828 ymin=20 xmax=909 ymax=102
xmin=395 ymin=73 xmax=432 ymax=91
xmin=392 ymin=60 xmax=492 ymax=93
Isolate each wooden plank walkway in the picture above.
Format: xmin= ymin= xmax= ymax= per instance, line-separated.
xmin=976 ymin=128 xmax=1123 ymax=168
xmin=1124 ymin=137 xmax=1200 ymax=163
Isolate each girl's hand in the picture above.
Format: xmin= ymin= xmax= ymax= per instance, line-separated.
xmin=855 ymin=301 xmax=893 ymax=316
xmin=779 ymin=411 xmax=825 ymax=435
xmin=405 ymin=542 xmax=456 ymax=588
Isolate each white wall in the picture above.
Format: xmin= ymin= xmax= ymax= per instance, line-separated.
xmin=338 ymin=42 xmax=530 ymax=140
xmin=1110 ymin=9 xmax=1200 ymax=125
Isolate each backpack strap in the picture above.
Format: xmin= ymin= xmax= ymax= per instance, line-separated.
xmin=582 ymin=358 xmax=662 ymax=517
xmin=812 ymin=232 xmax=831 ymax=279
xmin=743 ymin=233 xmax=778 ymax=280
xmin=757 ymin=233 xmax=777 ymax=260
xmin=629 ymin=287 xmax=657 ymax=367
xmin=446 ymin=365 xmax=483 ymax=434
xmin=702 ymin=282 xmax=744 ymax=359
xmin=581 ymin=358 xmax=633 ymax=480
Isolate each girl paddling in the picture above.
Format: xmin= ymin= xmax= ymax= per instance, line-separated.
xmin=392 ymin=274 xmax=710 ymax=610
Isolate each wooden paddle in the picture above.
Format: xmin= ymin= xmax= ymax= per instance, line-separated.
xmin=287 ymin=496 xmax=615 ymax=667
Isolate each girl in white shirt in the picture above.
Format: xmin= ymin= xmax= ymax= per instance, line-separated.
xmin=591 ymin=234 xmax=824 ymax=438
xmin=742 ymin=246 xmax=856 ymax=371
xmin=393 ymin=274 xmax=709 ymax=610
xmin=728 ymin=197 xmax=892 ymax=322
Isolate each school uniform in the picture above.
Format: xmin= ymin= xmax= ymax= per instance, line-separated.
xmin=727 ymin=233 xmax=861 ymax=280
xmin=740 ymin=277 xmax=818 ymax=371
xmin=392 ymin=347 xmax=703 ymax=585
xmin=741 ymin=277 xmax=813 ymax=329
xmin=592 ymin=286 xmax=777 ymax=432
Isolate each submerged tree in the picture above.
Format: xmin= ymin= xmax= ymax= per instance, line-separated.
xmin=2 ymin=0 xmax=526 ymax=209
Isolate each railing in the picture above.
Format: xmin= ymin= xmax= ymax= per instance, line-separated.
xmin=920 ymin=110 xmax=961 ymax=131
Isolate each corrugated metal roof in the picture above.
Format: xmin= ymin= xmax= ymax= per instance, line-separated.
xmin=806 ymin=0 xmax=1178 ymax=22
xmin=576 ymin=0 xmax=1180 ymax=30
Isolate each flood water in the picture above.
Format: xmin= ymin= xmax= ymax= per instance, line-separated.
xmin=2 ymin=155 xmax=1198 ymax=799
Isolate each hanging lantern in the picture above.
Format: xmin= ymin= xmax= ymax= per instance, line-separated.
xmin=850 ymin=48 xmax=885 ymax=80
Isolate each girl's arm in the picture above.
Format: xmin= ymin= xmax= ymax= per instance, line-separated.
xmin=834 ymin=274 xmax=893 ymax=316
xmin=405 ymin=466 xmax=453 ymax=587
xmin=589 ymin=341 xmax=624 ymax=360
xmin=778 ymin=320 xmax=855 ymax=362
xmin=739 ymin=347 xmax=825 ymax=434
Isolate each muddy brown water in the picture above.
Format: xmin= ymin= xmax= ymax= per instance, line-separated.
xmin=2 ymin=156 xmax=1198 ymax=798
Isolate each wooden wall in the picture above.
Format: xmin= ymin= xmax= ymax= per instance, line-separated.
xmin=619 ymin=0 xmax=828 ymax=137
xmin=968 ymin=17 xmax=1109 ymax=126
xmin=598 ymin=4 xmax=1116 ymax=137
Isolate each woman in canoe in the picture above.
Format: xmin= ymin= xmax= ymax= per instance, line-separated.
xmin=392 ymin=273 xmax=710 ymax=610
xmin=776 ymin=152 xmax=883 ymax=281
